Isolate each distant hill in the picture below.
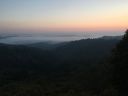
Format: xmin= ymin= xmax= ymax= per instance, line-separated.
xmin=53 ymin=38 xmax=120 ymax=69
xmin=0 ymin=37 xmax=121 ymax=77
xmin=26 ymin=36 xmax=122 ymax=50
xmin=27 ymin=42 xmax=67 ymax=50
xmin=0 ymin=36 xmax=122 ymax=96
xmin=100 ymin=36 xmax=122 ymax=40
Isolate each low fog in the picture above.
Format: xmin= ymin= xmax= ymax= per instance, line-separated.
xmin=0 ymin=31 xmax=123 ymax=44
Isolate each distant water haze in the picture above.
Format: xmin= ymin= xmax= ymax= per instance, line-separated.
xmin=0 ymin=31 xmax=124 ymax=44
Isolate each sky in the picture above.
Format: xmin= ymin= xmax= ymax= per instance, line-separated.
xmin=0 ymin=0 xmax=128 ymax=33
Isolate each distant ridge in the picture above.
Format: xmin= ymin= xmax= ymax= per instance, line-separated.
xmin=100 ymin=35 xmax=122 ymax=40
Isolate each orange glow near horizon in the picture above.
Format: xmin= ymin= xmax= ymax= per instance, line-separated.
xmin=1 ymin=14 xmax=127 ymax=32
xmin=0 ymin=0 xmax=128 ymax=33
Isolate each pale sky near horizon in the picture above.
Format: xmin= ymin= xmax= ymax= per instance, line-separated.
xmin=0 ymin=0 xmax=128 ymax=33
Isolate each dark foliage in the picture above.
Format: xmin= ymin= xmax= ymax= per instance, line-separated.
xmin=109 ymin=30 xmax=128 ymax=96
xmin=0 ymin=36 xmax=121 ymax=96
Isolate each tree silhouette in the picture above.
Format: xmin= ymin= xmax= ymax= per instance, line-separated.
xmin=110 ymin=29 xmax=128 ymax=95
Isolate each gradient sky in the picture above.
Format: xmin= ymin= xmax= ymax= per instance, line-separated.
xmin=0 ymin=0 xmax=128 ymax=33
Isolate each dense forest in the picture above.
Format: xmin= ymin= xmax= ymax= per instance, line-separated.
xmin=0 ymin=30 xmax=127 ymax=96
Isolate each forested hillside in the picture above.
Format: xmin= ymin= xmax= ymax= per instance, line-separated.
xmin=0 ymin=36 xmax=123 ymax=96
